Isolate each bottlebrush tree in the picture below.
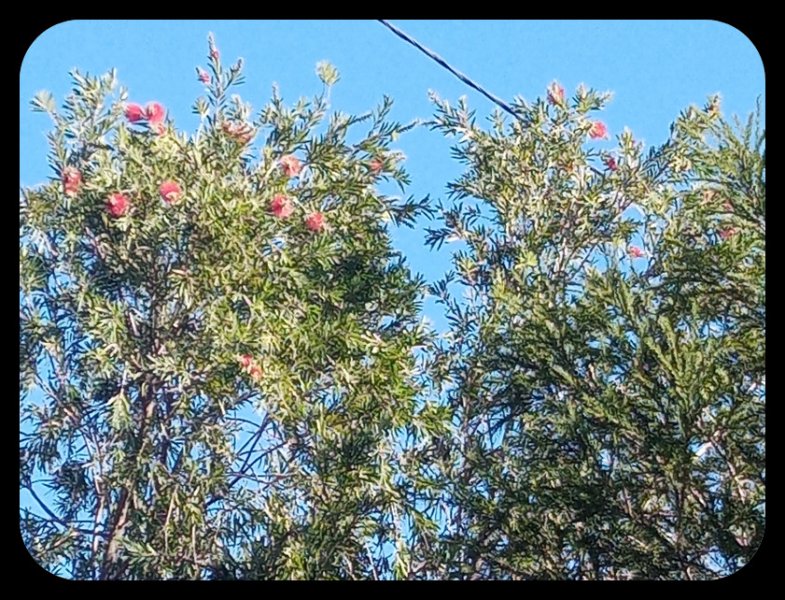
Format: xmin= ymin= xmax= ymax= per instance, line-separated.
xmin=20 ymin=36 xmax=437 ymax=580
xmin=20 ymin=36 xmax=765 ymax=581
xmin=411 ymin=85 xmax=765 ymax=579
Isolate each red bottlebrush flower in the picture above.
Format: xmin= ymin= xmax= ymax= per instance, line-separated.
xmin=719 ymin=227 xmax=737 ymax=240
xmin=248 ymin=364 xmax=263 ymax=381
xmin=238 ymin=354 xmax=262 ymax=380
xmin=305 ymin=211 xmax=325 ymax=232
xmin=547 ymin=81 xmax=565 ymax=106
xmin=280 ymin=155 xmax=302 ymax=178
xmin=589 ymin=121 xmax=609 ymax=140
xmin=236 ymin=127 xmax=254 ymax=144
xmin=197 ymin=68 xmax=211 ymax=84
xmin=125 ymin=103 xmax=146 ymax=123
xmin=107 ymin=193 xmax=129 ymax=218
xmin=270 ymin=194 xmax=294 ymax=218
xmin=62 ymin=167 xmax=82 ymax=196
xmin=604 ymin=156 xmax=618 ymax=171
xmin=370 ymin=158 xmax=384 ymax=175
xmin=221 ymin=121 xmax=254 ymax=144
xmin=145 ymin=102 xmax=166 ymax=124
xmin=628 ymin=245 xmax=645 ymax=259
xmin=159 ymin=180 xmax=182 ymax=204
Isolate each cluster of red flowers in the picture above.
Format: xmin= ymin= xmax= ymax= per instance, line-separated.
xmin=604 ymin=156 xmax=618 ymax=172
xmin=72 ymin=108 xmax=325 ymax=228
xmin=269 ymin=195 xmax=325 ymax=232
xmin=125 ymin=101 xmax=167 ymax=135
xmin=221 ymin=120 xmax=255 ymax=144
xmin=61 ymin=162 xmax=183 ymax=218
xmin=238 ymin=354 xmax=263 ymax=380
xmin=102 ymin=180 xmax=183 ymax=219
xmin=544 ymin=83 xmax=607 ymax=140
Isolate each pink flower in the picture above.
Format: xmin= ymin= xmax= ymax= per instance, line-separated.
xmin=719 ymin=227 xmax=737 ymax=240
xmin=604 ymin=156 xmax=618 ymax=171
xmin=221 ymin=121 xmax=254 ymax=144
xmin=305 ymin=211 xmax=325 ymax=232
xmin=197 ymin=68 xmax=211 ymax=85
xmin=280 ymin=155 xmax=302 ymax=178
xmin=159 ymin=180 xmax=183 ymax=204
xmin=248 ymin=364 xmax=263 ymax=381
xmin=125 ymin=103 xmax=146 ymax=123
xmin=236 ymin=128 xmax=254 ymax=143
xmin=547 ymin=81 xmax=565 ymax=106
xmin=126 ymin=102 xmax=166 ymax=133
xmin=107 ymin=193 xmax=129 ymax=218
xmin=270 ymin=194 xmax=294 ymax=219
xmin=210 ymin=47 xmax=220 ymax=61
xmin=145 ymin=102 xmax=166 ymax=125
xmin=238 ymin=354 xmax=263 ymax=380
xmin=589 ymin=121 xmax=609 ymax=140
xmin=628 ymin=245 xmax=645 ymax=259
xmin=62 ymin=167 xmax=82 ymax=197
xmin=370 ymin=158 xmax=384 ymax=175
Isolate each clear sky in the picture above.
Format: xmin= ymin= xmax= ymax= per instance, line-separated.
xmin=20 ymin=19 xmax=765 ymax=329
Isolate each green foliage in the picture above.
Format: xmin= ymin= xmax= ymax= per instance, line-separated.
xmin=413 ymin=88 xmax=764 ymax=579
xmin=20 ymin=39 xmax=434 ymax=580
xmin=21 ymin=40 xmax=764 ymax=581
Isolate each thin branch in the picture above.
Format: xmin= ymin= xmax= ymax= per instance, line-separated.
xmin=24 ymin=485 xmax=105 ymax=537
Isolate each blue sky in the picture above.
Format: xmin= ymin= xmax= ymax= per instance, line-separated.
xmin=20 ymin=20 xmax=764 ymax=331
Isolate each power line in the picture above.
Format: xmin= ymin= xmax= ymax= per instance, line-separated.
xmin=377 ymin=20 xmax=521 ymax=122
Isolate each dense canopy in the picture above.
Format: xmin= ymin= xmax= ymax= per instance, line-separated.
xmin=20 ymin=39 xmax=764 ymax=580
